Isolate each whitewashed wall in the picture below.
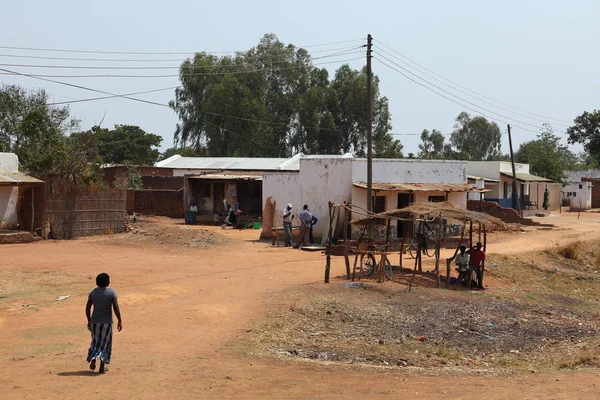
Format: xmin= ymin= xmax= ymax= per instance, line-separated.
xmin=564 ymin=182 xmax=593 ymax=209
xmin=565 ymin=169 xmax=600 ymax=182
xmin=262 ymin=172 xmax=299 ymax=228
xmin=0 ymin=153 xmax=20 ymax=228
xmin=468 ymin=161 xmax=530 ymax=181
xmin=297 ymin=158 xmax=353 ymax=238
xmin=353 ymin=159 xmax=467 ymax=184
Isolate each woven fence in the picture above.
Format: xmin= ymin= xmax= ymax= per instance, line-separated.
xmin=45 ymin=181 xmax=127 ymax=240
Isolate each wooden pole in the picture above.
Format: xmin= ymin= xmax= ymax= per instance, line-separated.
xmin=31 ymin=187 xmax=35 ymax=234
xmin=366 ymin=34 xmax=373 ymax=239
xmin=508 ymin=124 xmax=521 ymax=214
xmin=324 ymin=202 xmax=333 ymax=283
xmin=409 ymin=241 xmax=419 ymax=293
xmin=343 ymin=205 xmax=351 ymax=280
xmin=468 ymin=220 xmax=473 ymax=290
xmin=478 ymin=221 xmax=482 ymax=243
xmin=378 ymin=218 xmax=391 ymax=283
xmin=436 ymin=213 xmax=442 ymax=288
xmin=399 ymin=234 xmax=405 ymax=269
xmin=481 ymin=225 xmax=487 ymax=289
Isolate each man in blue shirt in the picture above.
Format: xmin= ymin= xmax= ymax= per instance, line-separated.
xmin=294 ymin=204 xmax=312 ymax=249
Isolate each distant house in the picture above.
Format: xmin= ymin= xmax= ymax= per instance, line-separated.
xmin=564 ymin=169 xmax=600 ymax=210
xmin=0 ymin=152 xmax=44 ymax=232
xmin=467 ymin=161 xmax=561 ymax=213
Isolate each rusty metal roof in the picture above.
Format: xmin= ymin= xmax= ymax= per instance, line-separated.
xmin=0 ymin=172 xmax=43 ymax=185
xmin=353 ymin=182 xmax=476 ymax=192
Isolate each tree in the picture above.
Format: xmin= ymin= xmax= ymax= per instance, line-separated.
xmin=447 ymin=112 xmax=502 ymax=160
xmin=515 ymin=124 xmax=578 ymax=183
xmin=417 ymin=129 xmax=445 ymax=159
xmin=170 ymin=33 xmax=400 ymax=157
xmin=567 ymin=110 xmax=600 ymax=165
xmin=0 ymin=84 xmax=99 ymax=184
xmin=75 ymin=125 xmax=162 ymax=166
xmin=161 ymin=146 xmax=207 ymax=160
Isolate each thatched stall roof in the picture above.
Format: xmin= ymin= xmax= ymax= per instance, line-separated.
xmin=351 ymin=202 xmax=506 ymax=230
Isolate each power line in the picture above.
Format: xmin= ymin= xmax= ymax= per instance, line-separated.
xmin=0 ymin=47 xmax=364 ymax=70
xmin=0 ymin=55 xmax=365 ymax=79
xmin=0 ymin=39 xmax=364 ymax=55
xmin=374 ymin=53 xmax=563 ymax=135
xmin=0 ymin=45 xmax=362 ymax=63
xmin=47 ymin=86 xmax=179 ymax=106
xmin=375 ymin=56 xmax=541 ymax=135
xmin=375 ymin=39 xmax=572 ymax=125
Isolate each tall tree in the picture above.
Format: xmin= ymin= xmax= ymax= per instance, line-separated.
xmin=74 ymin=125 xmax=162 ymax=166
xmin=516 ymin=124 xmax=578 ymax=183
xmin=448 ymin=112 xmax=502 ymax=160
xmin=170 ymin=34 xmax=400 ymax=157
xmin=417 ymin=129 xmax=445 ymax=159
xmin=567 ymin=110 xmax=600 ymax=166
xmin=0 ymin=84 xmax=100 ymax=184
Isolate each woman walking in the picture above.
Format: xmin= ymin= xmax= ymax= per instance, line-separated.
xmin=85 ymin=273 xmax=123 ymax=374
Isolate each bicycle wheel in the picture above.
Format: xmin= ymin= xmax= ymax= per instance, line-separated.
xmin=424 ymin=242 xmax=435 ymax=257
xmin=360 ymin=254 xmax=376 ymax=277
xmin=408 ymin=239 xmax=418 ymax=259
xmin=384 ymin=257 xmax=393 ymax=281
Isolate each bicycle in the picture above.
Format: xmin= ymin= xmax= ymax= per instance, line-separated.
xmin=407 ymin=236 xmax=435 ymax=259
xmin=359 ymin=248 xmax=393 ymax=280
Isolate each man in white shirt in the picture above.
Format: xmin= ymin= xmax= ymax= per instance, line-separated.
xmin=282 ymin=204 xmax=294 ymax=247
xmin=186 ymin=202 xmax=198 ymax=225
xmin=455 ymin=246 xmax=470 ymax=285
xmin=294 ymin=205 xmax=312 ymax=249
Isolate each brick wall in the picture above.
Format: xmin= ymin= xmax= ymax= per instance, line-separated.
xmin=141 ymin=176 xmax=184 ymax=190
xmin=132 ymin=189 xmax=184 ymax=218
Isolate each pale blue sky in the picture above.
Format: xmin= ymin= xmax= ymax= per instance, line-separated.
xmin=2 ymin=0 xmax=597 ymax=155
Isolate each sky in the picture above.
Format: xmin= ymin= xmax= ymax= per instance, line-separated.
xmin=1 ymin=0 xmax=598 ymax=156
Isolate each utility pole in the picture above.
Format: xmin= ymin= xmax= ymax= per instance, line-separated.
xmin=366 ymin=34 xmax=373 ymax=236
xmin=507 ymin=124 xmax=521 ymax=213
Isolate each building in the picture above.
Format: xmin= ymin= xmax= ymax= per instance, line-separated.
xmin=0 ymin=152 xmax=44 ymax=232
xmin=467 ymin=161 xmax=561 ymax=212
xmin=565 ymin=169 xmax=600 ymax=209
xmin=264 ymin=157 xmax=477 ymax=240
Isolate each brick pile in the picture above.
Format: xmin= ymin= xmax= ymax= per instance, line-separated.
xmin=467 ymin=200 xmax=538 ymax=225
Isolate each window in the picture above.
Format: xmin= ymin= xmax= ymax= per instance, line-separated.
xmin=428 ymin=195 xmax=446 ymax=203
xmin=579 ymin=184 xmax=583 ymax=190
xmin=372 ymin=196 xmax=386 ymax=213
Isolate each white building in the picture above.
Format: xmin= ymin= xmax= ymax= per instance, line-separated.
xmin=264 ymin=157 xmax=474 ymax=240
xmin=467 ymin=161 xmax=555 ymax=211
xmin=565 ymin=169 xmax=600 ymax=209
xmin=0 ymin=152 xmax=44 ymax=230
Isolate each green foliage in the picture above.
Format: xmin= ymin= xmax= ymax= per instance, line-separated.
xmin=417 ymin=129 xmax=445 ymax=159
xmin=0 ymin=84 xmax=100 ymax=185
xmin=161 ymin=146 xmax=207 ymax=160
xmin=75 ymin=125 xmax=162 ymax=166
xmin=515 ymin=124 xmax=578 ymax=183
xmin=448 ymin=112 xmax=502 ymax=160
xmin=567 ymin=110 xmax=600 ymax=165
xmin=125 ymin=165 xmax=142 ymax=189
xmin=170 ymin=33 xmax=400 ymax=157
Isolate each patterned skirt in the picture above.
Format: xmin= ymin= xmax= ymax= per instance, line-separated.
xmin=87 ymin=323 xmax=113 ymax=364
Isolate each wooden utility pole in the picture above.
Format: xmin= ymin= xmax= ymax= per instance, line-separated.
xmin=507 ymin=124 xmax=521 ymax=213
xmin=366 ymin=34 xmax=373 ymax=237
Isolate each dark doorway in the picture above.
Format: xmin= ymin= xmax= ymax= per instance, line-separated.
xmin=213 ymin=183 xmax=225 ymax=214
xmin=397 ymin=193 xmax=412 ymax=239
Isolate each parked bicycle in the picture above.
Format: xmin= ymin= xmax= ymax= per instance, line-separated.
xmin=359 ymin=248 xmax=393 ymax=280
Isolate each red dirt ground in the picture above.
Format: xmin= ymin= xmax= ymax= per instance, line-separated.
xmin=2 ymin=213 xmax=600 ymax=399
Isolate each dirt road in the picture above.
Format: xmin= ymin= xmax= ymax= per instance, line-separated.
xmin=2 ymin=214 xmax=600 ymax=399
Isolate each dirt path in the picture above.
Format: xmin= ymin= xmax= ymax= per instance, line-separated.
xmin=2 ymin=214 xmax=600 ymax=399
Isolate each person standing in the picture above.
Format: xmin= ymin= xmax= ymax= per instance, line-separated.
xmin=86 ymin=273 xmax=122 ymax=374
xmin=282 ymin=204 xmax=294 ymax=247
xmin=186 ymin=202 xmax=198 ymax=225
xmin=455 ymin=246 xmax=470 ymax=285
xmin=468 ymin=242 xmax=486 ymax=290
xmin=543 ymin=187 xmax=550 ymax=210
xmin=294 ymin=205 xmax=312 ymax=249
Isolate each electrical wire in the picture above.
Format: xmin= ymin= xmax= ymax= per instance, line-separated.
xmin=0 ymin=47 xmax=364 ymax=70
xmin=0 ymin=55 xmax=365 ymax=78
xmin=0 ymin=45 xmax=363 ymax=62
xmin=47 ymin=86 xmax=179 ymax=106
xmin=0 ymin=39 xmax=364 ymax=55
xmin=374 ymin=53 xmax=563 ymax=135
xmin=375 ymin=39 xmax=572 ymax=125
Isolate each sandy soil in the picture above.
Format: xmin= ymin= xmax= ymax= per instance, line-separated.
xmin=2 ymin=213 xmax=600 ymax=399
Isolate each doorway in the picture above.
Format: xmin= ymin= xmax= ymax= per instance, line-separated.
xmin=397 ymin=193 xmax=412 ymax=239
xmin=213 ymin=183 xmax=225 ymax=214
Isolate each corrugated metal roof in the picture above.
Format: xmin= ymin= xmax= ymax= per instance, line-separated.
xmin=187 ymin=174 xmax=262 ymax=181
xmin=0 ymin=172 xmax=43 ymax=185
xmin=155 ymin=154 xmax=299 ymax=171
xmin=500 ymin=172 xmax=551 ymax=182
xmin=353 ymin=182 xmax=475 ymax=192
xmin=468 ymin=175 xmax=499 ymax=182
